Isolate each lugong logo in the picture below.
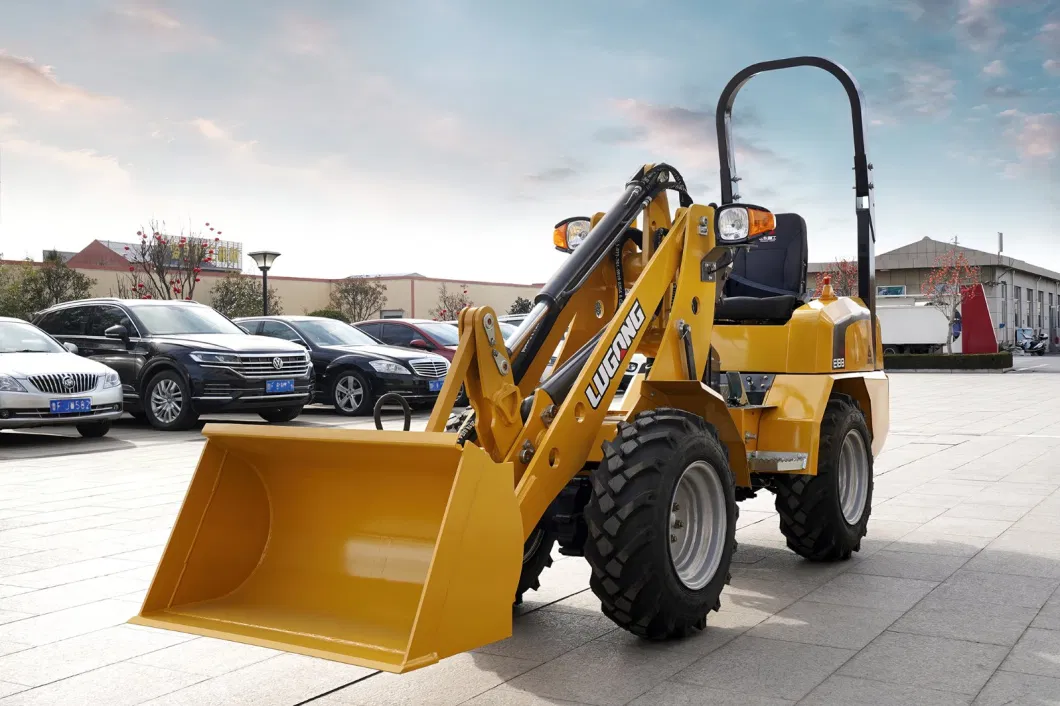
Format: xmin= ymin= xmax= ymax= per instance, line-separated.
xmin=585 ymin=299 xmax=647 ymax=409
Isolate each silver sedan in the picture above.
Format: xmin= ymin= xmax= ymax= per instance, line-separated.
xmin=0 ymin=317 xmax=123 ymax=437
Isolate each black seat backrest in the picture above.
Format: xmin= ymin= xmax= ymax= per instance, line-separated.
xmin=723 ymin=213 xmax=808 ymax=299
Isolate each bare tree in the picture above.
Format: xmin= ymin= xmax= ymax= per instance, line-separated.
xmin=921 ymin=238 xmax=982 ymax=354
xmin=115 ymin=220 xmax=220 ymax=300
xmin=429 ymin=283 xmax=472 ymax=320
xmin=329 ymin=277 xmax=388 ymax=321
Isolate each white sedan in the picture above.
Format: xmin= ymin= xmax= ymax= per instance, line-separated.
xmin=0 ymin=317 xmax=123 ymax=437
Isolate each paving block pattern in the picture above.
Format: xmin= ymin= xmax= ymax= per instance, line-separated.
xmin=0 ymin=376 xmax=1057 ymax=704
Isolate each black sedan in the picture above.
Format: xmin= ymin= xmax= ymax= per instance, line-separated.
xmin=236 ymin=315 xmax=451 ymax=415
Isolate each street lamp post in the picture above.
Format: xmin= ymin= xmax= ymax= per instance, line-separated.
xmin=248 ymin=251 xmax=281 ymax=316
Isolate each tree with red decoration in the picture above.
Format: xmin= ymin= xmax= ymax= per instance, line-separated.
xmin=921 ymin=238 xmax=981 ymax=354
xmin=115 ymin=219 xmax=223 ymax=300
xmin=813 ymin=258 xmax=859 ymax=298
xmin=430 ymin=283 xmax=472 ymax=320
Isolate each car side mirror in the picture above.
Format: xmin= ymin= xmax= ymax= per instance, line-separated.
xmin=408 ymin=338 xmax=431 ymax=349
xmin=63 ymin=342 xmax=78 ymax=354
xmin=105 ymin=324 xmax=129 ymax=342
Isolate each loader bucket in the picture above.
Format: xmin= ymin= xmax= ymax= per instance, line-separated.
xmin=128 ymin=424 xmax=523 ymax=674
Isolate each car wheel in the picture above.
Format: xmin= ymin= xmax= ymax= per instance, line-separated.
xmin=258 ymin=406 xmax=304 ymax=423
xmin=76 ymin=420 xmax=112 ymax=438
xmin=330 ymin=370 xmax=371 ymax=416
xmin=143 ymin=370 xmax=199 ymax=431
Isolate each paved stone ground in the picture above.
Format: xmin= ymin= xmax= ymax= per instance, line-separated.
xmin=0 ymin=373 xmax=1058 ymax=705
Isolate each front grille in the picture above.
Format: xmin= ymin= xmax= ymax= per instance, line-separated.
xmin=28 ymin=373 xmax=99 ymax=395
xmin=202 ymin=383 xmax=233 ymax=396
xmin=410 ymin=358 xmax=449 ymax=378
xmin=234 ymin=354 xmax=309 ymax=378
xmin=6 ymin=403 xmax=120 ymax=419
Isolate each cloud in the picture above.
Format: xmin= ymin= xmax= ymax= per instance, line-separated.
xmin=526 ymin=166 xmax=579 ymax=183
xmin=957 ymin=0 xmax=1005 ymax=52
xmin=0 ymin=51 xmax=120 ymax=111
xmin=189 ymin=118 xmax=256 ymax=153
xmin=279 ymin=15 xmax=338 ymax=57
xmin=999 ymin=109 xmax=1060 ymax=161
xmin=0 ymin=114 xmax=16 ymax=133
xmin=100 ymin=0 xmax=215 ymax=50
xmin=985 ymin=84 xmax=1027 ymax=98
xmin=0 ymin=138 xmax=131 ymax=185
xmin=1046 ymin=59 xmax=1060 ymax=75
xmin=981 ymin=59 xmax=1006 ymax=76
xmin=882 ymin=61 xmax=958 ymax=118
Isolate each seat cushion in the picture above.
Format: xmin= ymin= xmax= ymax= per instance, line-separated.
xmin=715 ymin=295 xmax=801 ymax=323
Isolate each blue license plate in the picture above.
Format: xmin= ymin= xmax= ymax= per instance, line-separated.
xmin=50 ymin=398 xmax=92 ymax=414
xmin=266 ymin=379 xmax=294 ymax=394
xmin=428 ymin=379 xmax=444 ymax=393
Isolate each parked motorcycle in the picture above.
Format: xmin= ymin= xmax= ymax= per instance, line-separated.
xmin=1020 ymin=332 xmax=1048 ymax=356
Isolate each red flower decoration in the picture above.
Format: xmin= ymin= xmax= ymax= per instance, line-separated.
xmin=128 ymin=266 xmax=135 ymax=272
xmin=137 ymin=283 xmax=144 ymax=288
xmin=123 ymin=245 xmax=129 ymax=250
xmin=194 ymin=277 xmax=200 ymax=282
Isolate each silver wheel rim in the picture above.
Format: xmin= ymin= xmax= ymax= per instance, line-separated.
xmin=669 ymin=460 xmax=727 ymax=591
xmin=837 ymin=429 xmax=870 ymax=524
xmin=150 ymin=379 xmax=183 ymax=424
xmin=335 ymin=375 xmax=364 ymax=412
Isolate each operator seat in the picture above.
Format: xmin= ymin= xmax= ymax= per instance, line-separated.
xmin=714 ymin=212 xmax=809 ymax=324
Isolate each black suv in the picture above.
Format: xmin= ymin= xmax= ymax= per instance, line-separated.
xmin=235 ymin=315 xmax=450 ymax=415
xmin=32 ymin=298 xmax=314 ymax=431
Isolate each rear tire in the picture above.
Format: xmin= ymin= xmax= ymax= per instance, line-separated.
xmin=584 ymin=408 xmax=737 ymax=640
xmin=774 ymin=393 xmax=873 ymax=561
xmin=258 ymin=406 xmax=303 ymax=423
xmin=76 ymin=420 xmax=112 ymax=438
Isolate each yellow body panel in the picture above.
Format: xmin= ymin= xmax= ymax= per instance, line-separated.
xmin=130 ymin=425 xmax=522 ymax=674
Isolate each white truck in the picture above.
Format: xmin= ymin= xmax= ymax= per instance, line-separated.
xmin=877 ymin=298 xmax=959 ymax=354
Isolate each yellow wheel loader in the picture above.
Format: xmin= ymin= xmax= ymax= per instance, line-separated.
xmin=129 ymin=56 xmax=889 ymax=674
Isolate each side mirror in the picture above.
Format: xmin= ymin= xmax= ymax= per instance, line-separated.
xmin=105 ymin=324 xmax=129 ymax=342
xmin=63 ymin=342 xmax=78 ymax=354
xmin=409 ymin=338 xmax=431 ymax=349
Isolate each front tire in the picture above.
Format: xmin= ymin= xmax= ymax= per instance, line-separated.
xmin=258 ymin=406 xmax=303 ymax=423
xmin=584 ymin=408 xmax=737 ymax=640
xmin=774 ymin=393 xmax=873 ymax=561
xmin=330 ymin=370 xmax=371 ymax=416
xmin=143 ymin=370 xmax=199 ymax=431
xmin=76 ymin=420 xmax=112 ymax=438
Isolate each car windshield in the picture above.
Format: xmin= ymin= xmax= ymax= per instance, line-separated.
xmin=0 ymin=321 xmax=65 ymax=353
xmin=131 ymin=304 xmax=245 ymax=336
xmin=416 ymin=322 xmax=460 ymax=346
xmin=298 ymin=319 xmax=380 ymax=347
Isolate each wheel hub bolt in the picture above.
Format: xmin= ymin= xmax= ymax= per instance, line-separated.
xmin=673 ymin=519 xmax=684 ymax=529
xmin=670 ymin=534 xmax=677 ymax=543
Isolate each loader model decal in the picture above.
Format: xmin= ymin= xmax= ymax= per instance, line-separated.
xmin=586 ymin=299 xmax=647 ymax=409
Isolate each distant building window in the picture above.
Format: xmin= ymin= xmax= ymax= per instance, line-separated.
xmin=1027 ymin=288 xmax=1034 ymax=327
xmin=1038 ymin=291 xmax=1044 ymax=329
xmin=380 ymin=309 xmax=405 ymax=319
xmin=1015 ymin=286 xmax=1022 ymax=328
xmin=1001 ymin=282 xmax=1007 ymax=328
xmin=877 ymin=285 xmax=906 ymax=297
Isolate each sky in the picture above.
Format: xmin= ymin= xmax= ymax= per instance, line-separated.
xmin=0 ymin=0 xmax=1057 ymax=285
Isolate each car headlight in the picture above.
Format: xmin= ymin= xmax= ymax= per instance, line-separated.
xmin=101 ymin=372 xmax=121 ymax=389
xmin=0 ymin=375 xmax=26 ymax=393
xmin=369 ymin=360 xmax=410 ymax=375
xmin=190 ymin=351 xmax=241 ymax=364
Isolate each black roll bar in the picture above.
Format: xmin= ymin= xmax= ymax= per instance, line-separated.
xmin=716 ymin=56 xmax=877 ymax=355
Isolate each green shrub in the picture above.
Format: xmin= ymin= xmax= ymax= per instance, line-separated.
xmin=308 ymin=308 xmax=350 ymax=323
xmin=883 ymin=352 xmax=1013 ymax=370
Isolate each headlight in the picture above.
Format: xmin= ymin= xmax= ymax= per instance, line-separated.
xmin=717 ymin=207 xmax=750 ymax=242
xmin=553 ymin=217 xmax=592 ymax=253
xmin=101 ymin=372 xmax=121 ymax=389
xmin=0 ymin=375 xmax=26 ymax=393
xmin=369 ymin=360 xmax=410 ymax=375
xmin=715 ymin=204 xmax=777 ymax=244
xmin=190 ymin=351 xmax=241 ymax=364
